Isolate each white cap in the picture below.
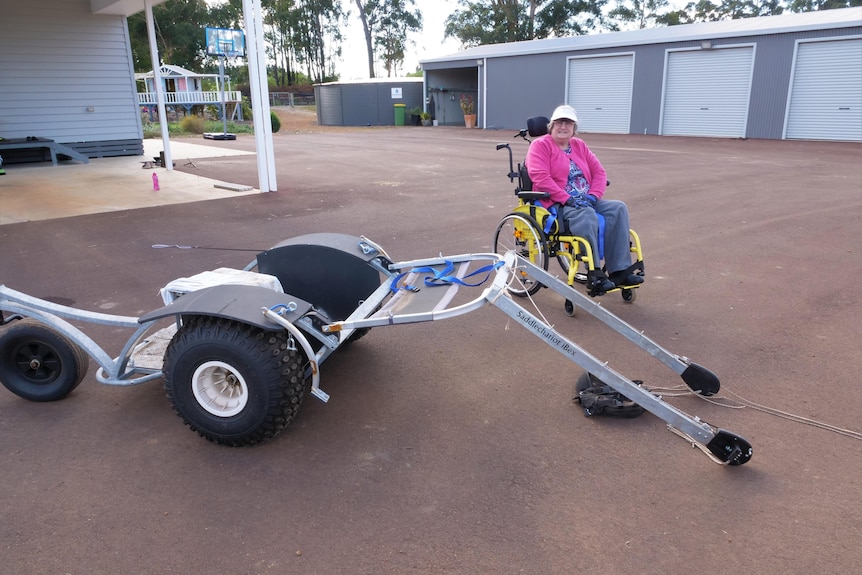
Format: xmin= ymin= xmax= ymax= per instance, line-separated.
xmin=550 ymin=104 xmax=578 ymax=123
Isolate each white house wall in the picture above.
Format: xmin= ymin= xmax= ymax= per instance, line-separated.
xmin=0 ymin=0 xmax=142 ymax=144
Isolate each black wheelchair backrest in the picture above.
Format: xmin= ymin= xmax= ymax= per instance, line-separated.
xmin=517 ymin=116 xmax=548 ymax=192
xmin=527 ymin=116 xmax=550 ymax=138
xmin=518 ymin=164 xmax=534 ymax=192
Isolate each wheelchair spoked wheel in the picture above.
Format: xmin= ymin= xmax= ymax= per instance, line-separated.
xmin=493 ymin=212 xmax=549 ymax=297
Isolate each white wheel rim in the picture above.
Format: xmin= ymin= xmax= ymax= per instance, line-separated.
xmin=191 ymin=360 xmax=249 ymax=417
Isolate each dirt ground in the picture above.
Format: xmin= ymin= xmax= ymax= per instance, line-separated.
xmin=273 ymin=106 xmax=372 ymax=134
xmin=1 ymin=115 xmax=861 ymax=574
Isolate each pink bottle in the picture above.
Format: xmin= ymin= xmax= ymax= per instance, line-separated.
xmin=152 ymin=172 xmax=160 ymax=191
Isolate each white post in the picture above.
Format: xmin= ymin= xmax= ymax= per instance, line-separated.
xmin=144 ymin=0 xmax=173 ymax=171
xmin=242 ymin=0 xmax=277 ymax=192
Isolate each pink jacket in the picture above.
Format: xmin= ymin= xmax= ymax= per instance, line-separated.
xmin=525 ymin=134 xmax=608 ymax=209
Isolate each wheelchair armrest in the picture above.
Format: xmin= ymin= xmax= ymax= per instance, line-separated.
xmin=516 ymin=191 xmax=550 ymax=202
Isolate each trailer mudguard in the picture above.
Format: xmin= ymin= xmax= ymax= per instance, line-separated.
xmin=256 ymin=233 xmax=388 ymax=322
xmin=138 ymin=285 xmax=313 ymax=330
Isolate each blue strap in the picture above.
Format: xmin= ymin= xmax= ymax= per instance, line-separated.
xmin=543 ymin=204 xmax=558 ymax=235
xmin=389 ymin=260 xmax=505 ymax=293
xmin=596 ymin=212 xmax=606 ymax=262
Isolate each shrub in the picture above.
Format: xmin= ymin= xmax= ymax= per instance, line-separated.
xmin=270 ymin=110 xmax=281 ymax=133
xmin=179 ymin=114 xmax=206 ymax=134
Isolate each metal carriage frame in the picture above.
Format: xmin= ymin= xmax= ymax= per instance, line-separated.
xmin=0 ymin=233 xmax=751 ymax=465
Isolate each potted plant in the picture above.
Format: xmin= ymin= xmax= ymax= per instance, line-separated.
xmin=408 ymin=106 xmax=422 ymax=126
xmin=420 ymin=111 xmax=432 ymax=126
xmin=459 ymin=94 xmax=476 ymax=128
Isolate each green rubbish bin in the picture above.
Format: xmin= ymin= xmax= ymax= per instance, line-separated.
xmin=393 ymin=103 xmax=406 ymax=126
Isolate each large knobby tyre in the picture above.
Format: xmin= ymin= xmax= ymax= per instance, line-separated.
xmin=0 ymin=318 xmax=90 ymax=401
xmin=163 ymin=317 xmax=308 ymax=446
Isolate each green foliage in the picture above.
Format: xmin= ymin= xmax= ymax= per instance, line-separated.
xmin=444 ymin=0 xmax=607 ymax=46
xmin=271 ymin=110 xmax=282 ymax=133
xmin=608 ymin=0 xmax=672 ymax=29
xmin=274 ymin=0 xmax=348 ymax=83
xmin=128 ymin=0 xmax=346 ymax=84
xmin=127 ymin=0 xmax=210 ymax=72
xmin=142 ymin=120 xmax=255 ymax=138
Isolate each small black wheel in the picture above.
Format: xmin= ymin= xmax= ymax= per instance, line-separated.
xmin=621 ymin=288 xmax=637 ymax=303
xmin=493 ymin=212 xmax=549 ymax=297
xmin=564 ymin=299 xmax=576 ymax=317
xmin=707 ymin=429 xmax=753 ymax=466
xmin=163 ymin=317 xmax=308 ymax=446
xmin=0 ymin=318 xmax=89 ymax=401
xmin=583 ymin=407 xmax=594 ymax=417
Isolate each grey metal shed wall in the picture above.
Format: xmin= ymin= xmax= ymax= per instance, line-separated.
xmin=477 ymin=25 xmax=862 ymax=139
xmin=316 ymin=85 xmax=344 ymax=126
xmin=314 ymin=81 xmax=423 ymax=126
xmin=484 ymin=55 xmax=567 ymax=129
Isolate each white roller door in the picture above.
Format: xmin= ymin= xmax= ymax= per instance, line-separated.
xmin=785 ymin=38 xmax=862 ymax=142
xmin=661 ymin=46 xmax=754 ymax=138
xmin=567 ymin=54 xmax=634 ymax=134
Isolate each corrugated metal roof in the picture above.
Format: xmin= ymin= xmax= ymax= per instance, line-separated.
xmin=421 ymin=7 xmax=862 ymax=64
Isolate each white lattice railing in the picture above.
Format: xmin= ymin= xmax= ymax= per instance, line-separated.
xmin=137 ymin=91 xmax=242 ymax=105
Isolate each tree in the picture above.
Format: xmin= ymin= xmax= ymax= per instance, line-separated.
xmin=608 ymin=0 xmax=672 ymax=30
xmin=787 ymin=0 xmax=861 ymax=10
xmin=281 ymin=0 xmax=347 ymax=83
xmin=127 ymin=0 xmax=211 ymax=72
xmin=443 ymin=0 xmax=608 ymax=47
xmin=353 ymin=0 xmax=423 ymax=77
xmin=264 ymin=0 xmax=302 ymax=86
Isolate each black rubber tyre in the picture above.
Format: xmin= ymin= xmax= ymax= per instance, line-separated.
xmin=0 ymin=318 xmax=89 ymax=401
xmin=163 ymin=317 xmax=308 ymax=446
xmin=493 ymin=212 xmax=549 ymax=297
xmin=621 ymin=288 xmax=637 ymax=303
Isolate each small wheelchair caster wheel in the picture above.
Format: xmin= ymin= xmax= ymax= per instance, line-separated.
xmin=564 ymin=299 xmax=576 ymax=317
xmin=621 ymin=288 xmax=636 ymax=304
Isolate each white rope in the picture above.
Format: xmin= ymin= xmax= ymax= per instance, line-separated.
xmin=498 ymin=257 xmax=862 ymax=442
xmin=502 ymin=261 xmax=554 ymax=330
xmin=646 ymin=383 xmax=862 ymax=441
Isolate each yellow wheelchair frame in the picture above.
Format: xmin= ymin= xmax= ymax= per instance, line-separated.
xmin=493 ymin=133 xmax=644 ymax=315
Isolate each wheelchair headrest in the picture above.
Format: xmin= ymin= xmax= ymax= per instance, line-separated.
xmin=527 ymin=116 xmax=550 ymax=138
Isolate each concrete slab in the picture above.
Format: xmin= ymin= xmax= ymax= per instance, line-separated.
xmin=0 ymin=137 xmax=257 ymax=225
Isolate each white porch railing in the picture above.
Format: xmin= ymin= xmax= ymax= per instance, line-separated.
xmin=137 ymin=91 xmax=243 ymax=106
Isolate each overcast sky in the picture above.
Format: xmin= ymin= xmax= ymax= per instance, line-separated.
xmin=337 ymin=0 xmax=462 ymax=80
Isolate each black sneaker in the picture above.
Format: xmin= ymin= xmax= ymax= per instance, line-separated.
xmin=610 ymin=271 xmax=644 ymax=286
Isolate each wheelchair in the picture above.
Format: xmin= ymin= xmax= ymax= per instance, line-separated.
xmin=492 ymin=116 xmax=645 ymax=315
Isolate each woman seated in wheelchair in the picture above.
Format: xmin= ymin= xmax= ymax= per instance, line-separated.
xmin=525 ymin=104 xmax=644 ymax=294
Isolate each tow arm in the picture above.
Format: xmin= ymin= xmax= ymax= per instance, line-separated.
xmin=324 ymin=251 xmax=752 ymax=466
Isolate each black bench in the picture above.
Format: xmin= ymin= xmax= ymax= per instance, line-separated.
xmin=0 ymin=137 xmax=89 ymax=166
